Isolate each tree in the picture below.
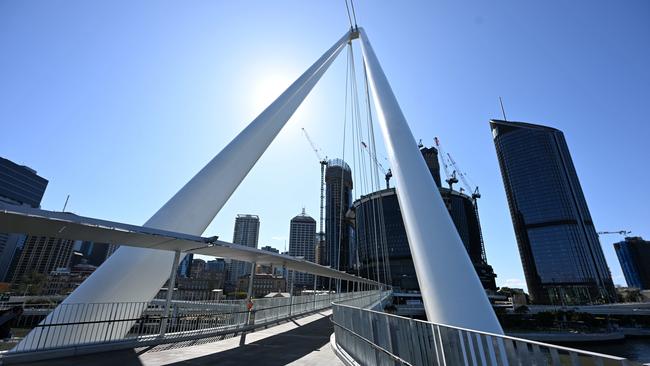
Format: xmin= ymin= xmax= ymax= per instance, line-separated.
xmin=16 ymin=272 xmax=47 ymax=296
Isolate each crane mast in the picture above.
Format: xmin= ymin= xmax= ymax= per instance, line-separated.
xmin=301 ymin=128 xmax=328 ymax=257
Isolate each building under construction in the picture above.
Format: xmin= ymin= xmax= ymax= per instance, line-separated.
xmin=351 ymin=143 xmax=497 ymax=292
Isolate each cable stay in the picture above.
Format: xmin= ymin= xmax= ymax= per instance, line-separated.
xmin=335 ymin=34 xmax=392 ymax=291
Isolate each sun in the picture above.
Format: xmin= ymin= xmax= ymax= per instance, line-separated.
xmin=250 ymin=73 xmax=295 ymax=114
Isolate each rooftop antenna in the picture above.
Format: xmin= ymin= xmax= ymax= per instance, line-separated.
xmin=499 ymin=96 xmax=508 ymax=121
xmin=62 ymin=194 xmax=70 ymax=212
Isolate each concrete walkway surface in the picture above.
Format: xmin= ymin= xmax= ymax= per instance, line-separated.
xmin=15 ymin=310 xmax=343 ymax=366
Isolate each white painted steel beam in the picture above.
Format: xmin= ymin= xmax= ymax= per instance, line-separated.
xmin=0 ymin=203 xmax=378 ymax=285
xmin=18 ymin=30 xmax=353 ymax=350
xmin=358 ymin=28 xmax=503 ymax=334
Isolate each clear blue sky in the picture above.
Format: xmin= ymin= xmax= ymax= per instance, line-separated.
xmin=2 ymin=1 xmax=648 ymax=290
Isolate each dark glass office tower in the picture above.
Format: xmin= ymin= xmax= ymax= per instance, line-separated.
xmin=490 ymin=120 xmax=615 ymax=304
xmin=0 ymin=157 xmax=48 ymax=208
xmin=420 ymin=146 xmax=442 ymax=188
xmin=353 ymin=187 xmax=497 ymax=292
xmin=0 ymin=157 xmax=49 ymax=281
xmin=324 ymin=159 xmax=353 ymax=272
xmin=614 ymin=237 xmax=650 ymax=290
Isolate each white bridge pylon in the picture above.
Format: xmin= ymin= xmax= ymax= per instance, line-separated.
xmin=20 ymin=27 xmax=500 ymax=350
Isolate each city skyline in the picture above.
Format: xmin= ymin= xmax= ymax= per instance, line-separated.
xmin=2 ymin=1 xmax=649 ymax=291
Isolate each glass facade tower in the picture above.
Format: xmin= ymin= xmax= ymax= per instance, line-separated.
xmin=490 ymin=119 xmax=615 ymax=304
xmin=614 ymin=237 xmax=650 ymax=290
xmin=0 ymin=157 xmax=49 ymax=281
xmin=324 ymin=159 xmax=353 ymax=273
xmin=353 ymin=187 xmax=497 ymax=292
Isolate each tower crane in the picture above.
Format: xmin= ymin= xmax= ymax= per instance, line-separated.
xmin=447 ymin=153 xmax=480 ymax=201
xmin=436 ymin=136 xmax=488 ymax=263
xmin=597 ymin=230 xmax=631 ymax=236
xmin=360 ymin=141 xmax=392 ymax=189
xmin=301 ymin=128 xmax=328 ymax=257
xmin=434 ymin=137 xmax=458 ymax=191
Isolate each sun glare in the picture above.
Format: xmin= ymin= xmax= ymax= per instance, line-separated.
xmin=250 ymin=73 xmax=293 ymax=113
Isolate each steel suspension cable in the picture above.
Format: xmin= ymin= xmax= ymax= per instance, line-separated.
xmin=343 ymin=0 xmax=354 ymax=29
xmin=361 ymin=55 xmax=392 ymax=288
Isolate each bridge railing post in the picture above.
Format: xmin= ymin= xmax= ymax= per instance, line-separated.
xmin=159 ymin=249 xmax=181 ymax=337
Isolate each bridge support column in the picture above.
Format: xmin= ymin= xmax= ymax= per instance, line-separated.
xmin=289 ymin=269 xmax=295 ymax=316
xmin=239 ymin=262 xmax=256 ymax=346
xmin=313 ymin=275 xmax=318 ymax=309
xmin=358 ymin=28 xmax=503 ymax=334
xmin=159 ymin=249 xmax=181 ymax=336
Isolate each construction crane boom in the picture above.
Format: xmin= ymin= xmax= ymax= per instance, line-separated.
xmin=434 ymin=137 xmax=458 ymax=191
xmin=302 ymin=128 xmax=324 ymax=163
xmin=597 ymin=230 xmax=631 ymax=236
xmin=301 ymin=128 xmax=328 ymax=247
xmin=435 ymin=136 xmax=488 ymax=262
xmin=360 ymin=141 xmax=386 ymax=174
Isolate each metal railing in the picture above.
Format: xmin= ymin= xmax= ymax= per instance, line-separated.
xmin=332 ymin=302 xmax=639 ymax=366
xmin=5 ymin=290 xmax=381 ymax=357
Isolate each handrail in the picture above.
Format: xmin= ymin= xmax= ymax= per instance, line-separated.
xmin=3 ymin=290 xmax=383 ymax=358
xmin=331 ymin=296 xmax=638 ymax=366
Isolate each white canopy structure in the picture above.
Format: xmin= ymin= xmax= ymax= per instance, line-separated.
xmin=0 ymin=202 xmax=377 ymax=285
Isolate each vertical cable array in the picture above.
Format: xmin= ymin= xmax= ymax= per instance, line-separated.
xmin=339 ymin=36 xmax=392 ymax=289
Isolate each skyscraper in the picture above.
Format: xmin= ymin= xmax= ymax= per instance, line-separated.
xmin=228 ymin=214 xmax=260 ymax=284
xmin=324 ymin=159 xmax=353 ymax=272
xmin=77 ymin=241 xmax=113 ymax=267
xmin=177 ymin=253 xmax=194 ymax=278
xmin=614 ymin=237 xmax=650 ymax=290
xmin=289 ymin=209 xmax=317 ymax=288
xmin=419 ymin=145 xmax=442 ymax=188
xmin=11 ymin=236 xmax=75 ymax=286
xmin=0 ymin=157 xmax=49 ymax=281
xmin=353 ymin=187 xmax=497 ymax=292
xmin=490 ymin=119 xmax=615 ymax=304
xmin=0 ymin=157 xmax=48 ymax=208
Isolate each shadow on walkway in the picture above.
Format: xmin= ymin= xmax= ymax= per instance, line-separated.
xmin=14 ymin=314 xmax=334 ymax=366
xmin=164 ymin=314 xmax=334 ymax=366
xmin=14 ymin=348 xmax=144 ymax=366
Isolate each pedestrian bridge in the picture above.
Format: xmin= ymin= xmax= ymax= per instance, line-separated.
xmin=1 ymin=289 xmax=638 ymax=365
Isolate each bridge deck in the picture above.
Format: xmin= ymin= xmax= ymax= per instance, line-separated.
xmin=15 ymin=310 xmax=342 ymax=366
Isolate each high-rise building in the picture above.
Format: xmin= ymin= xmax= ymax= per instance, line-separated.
xmin=490 ymin=119 xmax=616 ymax=304
xmin=190 ymin=258 xmax=207 ymax=278
xmin=324 ymin=159 xmax=353 ymax=272
xmin=228 ymin=214 xmax=260 ymax=284
xmin=259 ymin=246 xmax=281 ymax=276
xmin=77 ymin=241 xmax=113 ymax=267
xmin=177 ymin=253 xmax=194 ymax=278
xmin=0 ymin=157 xmax=49 ymax=282
xmin=260 ymin=245 xmax=279 ymax=254
xmin=419 ymin=145 xmax=442 ymax=188
xmin=614 ymin=237 xmax=650 ymax=290
xmin=289 ymin=209 xmax=317 ymax=288
xmin=0 ymin=157 xmax=48 ymax=208
xmin=11 ymin=236 xmax=75 ymax=285
xmin=353 ymin=187 xmax=497 ymax=292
